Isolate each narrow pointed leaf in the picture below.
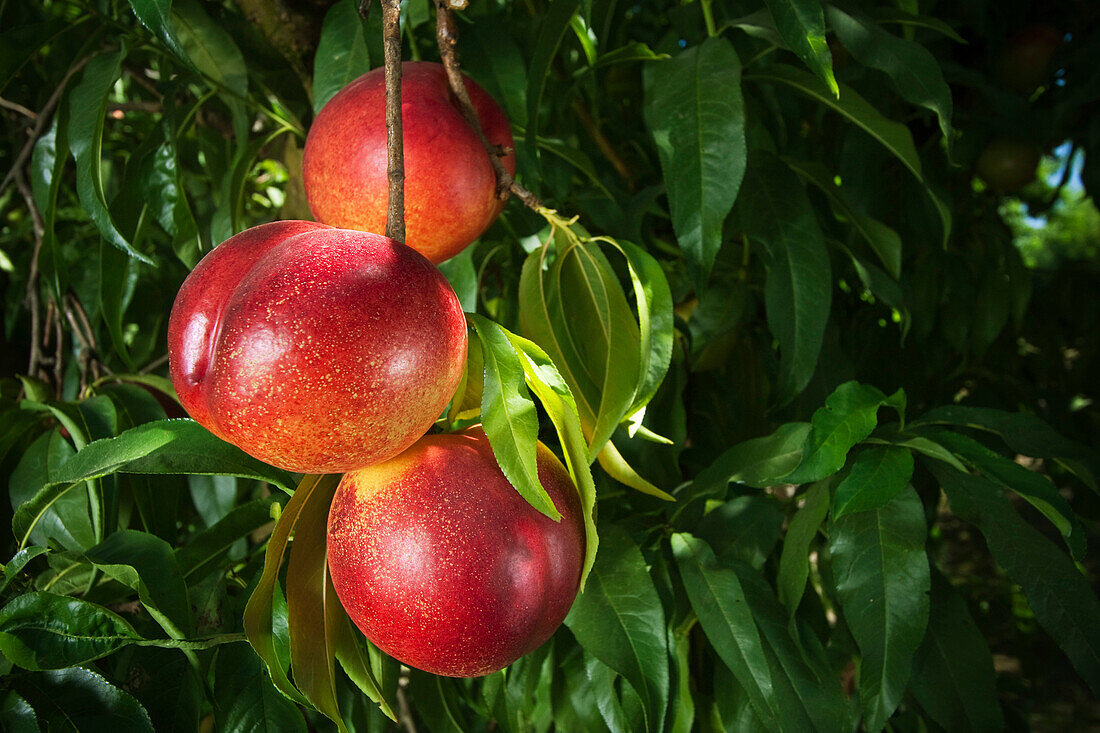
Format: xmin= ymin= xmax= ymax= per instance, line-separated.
xmin=564 ymin=525 xmax=668 ymax=733
xmin=777 ymin=481 xmax=829 ymax=612
xmin=932 ymin=464 xmax=1100 ymax=693
xmin=764 ymin=0 xmax=837 ymax=96
xmin=313 ymin=0 xmax=371 ymax=112
xmin=828 ymin=487 xmax=930 ymax=732
xmin=0 ymin=592 xmax=141 ymax=670
xmin=672 ymin=533 xmax=778 ymax=730
xmin=738 ymin=152 xmax=830 ymax=404
xmin=832 ymin=446 xmax=914 ymax=519
xmin=468 ymin=314 xmax=559 ymax=521
xmin=644 ymin=37 xmax=746 ymax=289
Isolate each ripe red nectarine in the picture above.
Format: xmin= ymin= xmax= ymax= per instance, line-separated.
xmin=327 ymin=427 xmax=584 ymax=677
xmin=302 ymin=61 xmax=515 ymax=264
xmin=167 ymin=221 xmax=467 ymax=473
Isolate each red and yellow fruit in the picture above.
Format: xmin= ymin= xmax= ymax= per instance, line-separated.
xmin=167 ymin=220 xmax=467 ymax=473
xmin=326 ymin=427 xmax=585 ymax=677
xmin=303 ymin=61 xmax=515 ymax=264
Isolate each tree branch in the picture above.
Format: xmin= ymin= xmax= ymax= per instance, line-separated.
xmin=381 ymin=0 xmax=406 ymax=242
xmin=433 ymin=0 xmax=540 ymax=210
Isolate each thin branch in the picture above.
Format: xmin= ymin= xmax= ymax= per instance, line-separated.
xmin=381 ymin=0 xmax=406 ymax=242
xmin=433 ymin=0 xmax=540 ymax=210
xmin=570 ymin=97 xmax=633 ymax=188
xmin=0 ymin=96 xmax=37 ymax=119
xmin=13 ymin=167 xmax=44 ymax=379
xmin=52 ymin=303 xmax=64 ymax=398
xmin=0 ymin=55 xmax=92 ymax=196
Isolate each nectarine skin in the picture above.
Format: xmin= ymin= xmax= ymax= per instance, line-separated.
xmin=327 ymin=428 xmax=584 ymax=677
xmin=167 ymin=221 xmax=467 ymax=473
xmin=302 ymin=61 xmax=516 ymax=264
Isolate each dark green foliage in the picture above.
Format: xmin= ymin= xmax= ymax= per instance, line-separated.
xmin=2 ymin=0 xmax=1098 ymax=730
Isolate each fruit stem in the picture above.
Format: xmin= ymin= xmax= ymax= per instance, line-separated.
xmin=381 ymin=0 xmax=406 ymax=243
xmin=433 ymin=0 xmax=542 ymax=211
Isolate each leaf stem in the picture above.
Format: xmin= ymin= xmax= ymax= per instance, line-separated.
xmin=700 ymin=0 xmax=717 ymax=38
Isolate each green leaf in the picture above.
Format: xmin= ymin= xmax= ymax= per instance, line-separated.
xmin=910 ymin=570 xmax=1006 ymax=733
xmin=913 ymin=405 xmax=1097 ymax=489
xmin=99 ymin=239 xmax=137 ymax=370
xmin=68 ymin=50 xmax=153 ymax=265
xmin=615 ymin=238 xmax=675 ymax=416
xmin=777 ymin=481 xmax=829 ymax=612
xmin=525 ymin=0 xmax=581 ymax=172
xmin=764 ymin=0 xmax=837 ymax=96
xmin=932 ymin=464 xmax=1100 ymax=693
xmin=10 ymin=667 xmax=154 ymax=732
xmin=695 ymin=496 xmax=785 ymax=569
xmin=171 ymin=0 xmax=247 ymax=97
xmin=564 ymin=525 xmax=668 ymax=733
xmin=691 ymin=422 xmax=812 ymax=498
xmin=243 ymin=474 xmax=338 ymax=708
xmin=594 ymin=41 xmax=669 ymax=68
xmin=80 ymin=530 xmax=193 ymax=637
xmin=12 ymin=420 xmax=294 ymax=548
xmin=213 ymin=642 xmax=307 ymax=733
xmin=737 ymin=151 xmax=830 ymax=404
xmin=596 ymin=439 xmax=673 ymax=501
xmin=643 ymin=37 xmax=746 ymax=289
xmin=313 ymin=0 xmax=371 ymax=113
xmin=9 ymin=430 xmax=93 ymax=552
xmin=785 ymin=381 xmax=901 ymax=484
xmin=672 ymin=533 xmax=778 ymax=731
xmin=176 ymin=497 xmax=278 ymax=581
xmin=30 ymin=110 xmax=69 ymax=301
xmin=332 ymin=612 xmax=397 ymax=722
xmin=285 ymin=472 xmax=347 ymax=730
xmin=0 ymin=690 xmax=39 ymax=733
xmin=468 ymin=314 xmax=560 ymax=521
xmin=828 ymin=487 xmax=930 ymax=732
xmin=832 ymin=446 xmax=914 ymax=519
xmin=1 ymin=547 xmax=48 ymax=595
xmin=745 ymin=64 xmax=951 ymax=245
xmin=128 ymin=0 xmax=190 ymax=63
xmin=866 ymin=8 xmax=967 ymax=44
xmin=506 ymin=333 xmax=599 ymax=588
xmin=931 ymin=430 xmax=1085 ymax=558
xmin=784 ymin=157 xmax=902 ymax=279
xmin=0 ymin=592 xmax=141 ymax=670
xmin=826 ymin=6 xmax=954 ymax=150
xmin=733 ymin=562 xmax=855 ymax=732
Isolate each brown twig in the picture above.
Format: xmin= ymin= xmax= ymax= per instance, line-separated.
xmin=381 ymin=0 xmax=406 ymax=242
xmin=14 ymin=167 xmax=45 ymax=379
xmin=52 ymin=303 xmax=64 ymax=397
xmin=432 ymin=0 xmax=541 ymax=210
xmin=0 ymin=55 xmax=92 ymax=196
xmin=0 ymin=97 xmax=37 ymax=119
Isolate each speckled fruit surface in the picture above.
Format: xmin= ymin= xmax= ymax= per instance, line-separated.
xmin=302 ymin=61 xmax=515 ymax=264
xmin=327 ymin=427 xmax=585 ymax=678
xmin=167 ymin=221 xmax=467 ymax=473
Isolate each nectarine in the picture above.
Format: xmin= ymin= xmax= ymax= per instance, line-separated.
xmin=302 ymin=61 xmax=515 ymax=264
xmin=167 ymin=221 xmax=467 ymax=473
xmin=327 ymin=427 xmax=584 ymax=677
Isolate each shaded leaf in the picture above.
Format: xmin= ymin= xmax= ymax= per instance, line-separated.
xmin=828 ymin=487 xmax=930 ymax=732
xmin=171 ymin=0 xmax=247 ymax=96
xmin=764 ymin=0 xmax=837 ymax=95
xmin=128 ymin=0 xmax=189 ymax=62
xmin=691 ymin=422 xmax=812 ymax=495
xmin=213 ymin=642 xmax=307 ymax=733
xmin=11 ymin=667 xmax=153 ymax=732
xmin=932 ymin=464 xmax=1100 ymax=693
xmin=564 ymin=525 xmax=668 ymax=733
xmin=644 ymin=37 xmax=746 ymax=289
xmin=68 ymin=50 xmax=153 ymax=264
xmin=525 ymin=0 xmax=581 ymax=172
xmin=672 ymin=533 xmax=778 ymax=730
xmin=0 ymin=592 xmax=140 ymax=670
xmin=832 ymin=446 xmax=914 ymax=519
xmin=737 ymin=151 xmax=831 ymax=404
xmin=777 ymin=481 xmax=829 ymax=612
xmin=911 ymin=570 xmax=1006 ymax=732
